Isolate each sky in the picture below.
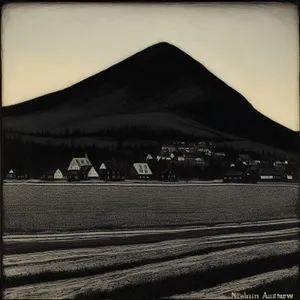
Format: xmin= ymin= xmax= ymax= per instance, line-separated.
xmin=1 ymin=3 xmax=299 ymax=131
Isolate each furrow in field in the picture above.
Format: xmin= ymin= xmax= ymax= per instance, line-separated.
xmin=5 ymin=227 xmax=298 ymax=266
xmin=5 ymin=218 xmax=299 ymax=241
xmin=4 ymin=227 xmax=298 ymax=276
xmin=167 ymin=266 xmax=298 ymax=299
xmin=4 ymin=240 xmax=298 ymax=300
xmin=4 ymin=219 xmax=299 ymax=255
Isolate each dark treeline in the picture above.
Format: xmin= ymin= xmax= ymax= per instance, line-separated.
xmin=2 ymin=129 xmax=293 ymax=180
xmin=4 ymin=126 xmax=232 ymax=143
xmin=2 ymin=134 xmax=156 ymax=178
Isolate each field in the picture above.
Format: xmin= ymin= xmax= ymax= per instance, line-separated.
xmin=3 ymin=183 xmax=298 ymax=232
xmin=3 ymin=183 xmax=300 ymax=299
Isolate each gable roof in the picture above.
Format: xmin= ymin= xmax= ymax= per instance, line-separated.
xmin=146 ymin=154 xmax=153 ymax=160
xmin=133 ymin=163 xmax=152 ymax=175
xmin=68 ymin=157 xmax=92 ymax=170
xmin=88 ymin=166 xmax=99 ymax=178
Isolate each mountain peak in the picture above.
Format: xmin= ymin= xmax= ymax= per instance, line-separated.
xmin=3 ymin=41 xmax=297 ymax=153
xmin=136 ymin=42 xmax=187 ymax=60
xmin=149 ymin=41 xmax=178 ymax=49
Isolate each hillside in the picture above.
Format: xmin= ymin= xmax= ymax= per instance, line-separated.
xmin=2 ymin=42 xmax=298 ymax=172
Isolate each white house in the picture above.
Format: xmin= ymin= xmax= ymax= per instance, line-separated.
xmin=68 ymin=157 xmax=92 ymax=171
xmin=130 ymin=163 xmax=153 ymax=180
xmin=67 ymin=156 xmax=93 ymax=181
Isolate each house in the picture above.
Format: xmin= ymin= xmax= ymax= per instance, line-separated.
xmin=223 ymin=169 xmax=258 ymax=183
xmin=160 ymin=166 xmax=178 ymax=182
xmin=41 ymin=169 xmax=64 ymax=180
xmin=67 ymin=157 xmax=92 ymax=181
xmin=146 ymin=154 xmax=153 ymax=161
xmin=259 ymin=169 xmax=292 ymax=181
xmin=87 ymin=166 xmax=99 ymax=179
xmin=161 ymin=144 xmax=177 ymax=155
xmin=212 ymin=152 xmax=226 ymax=159
xmin=6 ymin=169 xmax=29 ymax=180
xmin=130 ymin=163 xmax=153 ymax=180
xmin=273 ymin=161 xmax=288 ymax=171
xmin=99 ymin=160 xmax=125 ymax=181
xmin=5 ymin=169 xmax=16 ymax=179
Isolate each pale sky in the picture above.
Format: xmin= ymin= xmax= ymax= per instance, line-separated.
xmin=2 ymin=3 xmax=299 ymax=130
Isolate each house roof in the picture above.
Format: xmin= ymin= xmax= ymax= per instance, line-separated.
xmin=133 ymin=163 xmax=153 ymax=175
xmin=68 ymin=157 xmax=92 ymax=171
xmin=146 ymin=154 xmax=153 ymax=160
xmin=74 ymin=157 xmax=91 ymax=166
xmin=274 ymin=161 xmax=288 ymax=165
xmin=88 ymin=166 xmax=99 ymax=177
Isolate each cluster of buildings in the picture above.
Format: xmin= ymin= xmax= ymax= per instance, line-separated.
xmin=153 ymin=141 xmax=225 ymax=165
xmin=4 ymin=154 xmax=178 ymax=182
xmin=223 ymin=158 xmax=297 ymax=183
xmin=4 ymin=141 xmax=299 ymax=183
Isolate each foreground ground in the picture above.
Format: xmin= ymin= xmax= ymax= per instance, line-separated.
xmin=3 ymin=183 xmax=299 ymax=299
xmin=3 ymin=218 xmax=299 ymax=299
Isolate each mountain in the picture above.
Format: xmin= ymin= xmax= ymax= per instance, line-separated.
xmin=3 ymin=42 xmax=298 ymax=154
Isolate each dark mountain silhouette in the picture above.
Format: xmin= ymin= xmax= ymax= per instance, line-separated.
xmin=3 ymin=42 xmax=298 ymax=153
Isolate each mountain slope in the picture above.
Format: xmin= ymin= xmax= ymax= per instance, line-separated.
xmin=3 ymin=42 xmax=298 ymax=153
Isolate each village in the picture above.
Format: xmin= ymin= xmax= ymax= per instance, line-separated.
xmin=4 ymin=140 xmax=299 ymax=184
